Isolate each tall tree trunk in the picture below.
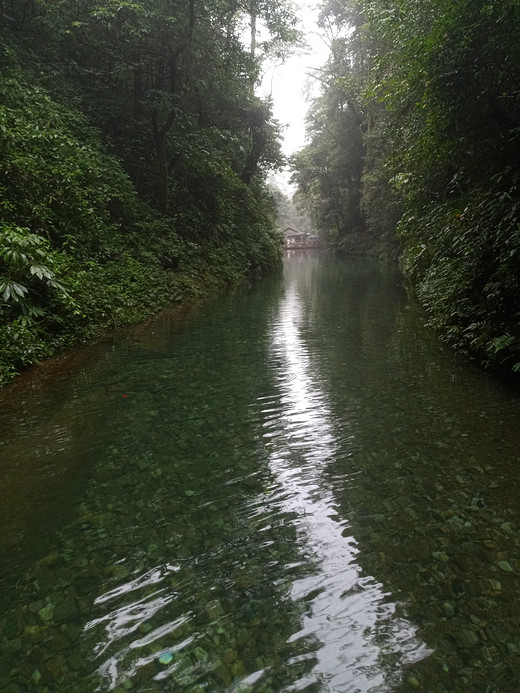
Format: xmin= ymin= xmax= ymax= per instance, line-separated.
xmin=250 ymin=0 xmax=256 ymax=56
xmin=152 ymin=108 xmax=178 ymax=214
xmin=133 ymin=67 xmax=144 ymax=119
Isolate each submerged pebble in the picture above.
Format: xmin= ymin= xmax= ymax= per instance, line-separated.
xmin=497 ymin=560 xmax=514 ymax=573
xmin=157 ymin=651 xmax=174 ymax=665
xmin=3 ymin=259 xmax=520 ymax=693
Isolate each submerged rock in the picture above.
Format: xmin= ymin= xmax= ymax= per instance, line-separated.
xmin=454 ymin=628 xmax=479 ymax=648
xmin=53 ymin=596 xmax=79 ymax=623
xmin=205 ymin=600 xmax=225 ymax=620
xmin=157 ymin=651 xmax=174 ymax=665
xmin=497 ymin=561 xmax=514 ymax=573
xmin=38 ymin=603 xmax=54 ymax=623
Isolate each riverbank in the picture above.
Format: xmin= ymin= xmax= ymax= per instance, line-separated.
xmin=0 ymin=46 xmax=283 ymax=387
xmin=3 ymin=254 xmax=520 ymax=692
xmin=0 ymin=251 xmax=282 ymax=387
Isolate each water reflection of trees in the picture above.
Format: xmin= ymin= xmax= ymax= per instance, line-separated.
xmin=286 ymin=254 xmax=520 ymax=691
xmin=3 ymin=256 xmax=520 ymax=691
xmin=263 ymin=255 xmax=430 ymax=691
xmin=0 ymin=278 xmax=324 ymax=692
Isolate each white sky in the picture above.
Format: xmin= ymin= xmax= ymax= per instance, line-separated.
xmin=260 ymin=1 xmax=330 ymax=191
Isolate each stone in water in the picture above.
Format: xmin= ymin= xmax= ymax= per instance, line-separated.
xmin=158 ymin=651 xmax=174 ymax=665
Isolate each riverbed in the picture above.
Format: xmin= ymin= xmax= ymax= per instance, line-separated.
xmin=1 ymin=253 xmax=520 ymax=692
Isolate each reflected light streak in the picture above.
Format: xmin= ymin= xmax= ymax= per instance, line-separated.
xmin=86 ymin=564 xmax=188 ymax=689
xmin=262 ymin=280 xmax=431 ymax=690
xmin=88 ymin=589 xmax=171 ymax=658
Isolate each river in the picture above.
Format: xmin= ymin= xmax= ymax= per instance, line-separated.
xmin=1 ymin=253 xmax=520 ymax=692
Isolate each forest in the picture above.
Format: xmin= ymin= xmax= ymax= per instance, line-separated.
xmin=292 ymin=0 xmax=520 ymax=374
xmin=2 ymin=0 xmax=520 ymax=382
xmin=0 ymin=0 xmax=299 ymax=384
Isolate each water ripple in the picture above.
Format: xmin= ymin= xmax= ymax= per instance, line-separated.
xmin=3 ymin=257 xmax=520 ymax=692
xmin=259 ymin=279 xmax=431 ymax=690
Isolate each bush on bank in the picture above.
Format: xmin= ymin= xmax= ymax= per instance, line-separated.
xmin=0 ymin=65 xmax=282 ymax=386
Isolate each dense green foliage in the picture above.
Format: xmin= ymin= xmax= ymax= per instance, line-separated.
xmin=0 ymin=0 xmax=299 ymax=384
xmin=290 ymin=2 xmax=372 ymax=254
xmin=292 ymin=0 xmax=520 ymax=372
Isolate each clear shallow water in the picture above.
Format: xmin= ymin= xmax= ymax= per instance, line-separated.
xmin=1 ymin=254 xmax=520 ymax=692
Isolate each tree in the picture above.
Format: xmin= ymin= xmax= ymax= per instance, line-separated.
xmin=291 ymin=0 xmax=520 ymax=369
xmin=291 ymin=1 xmax=369 ymax=252
xmin=270 ymin=184 xmax=313 ymax=234
xmin=363 ymin=0 xmax=520 ymax=367
xmin=0 ymin=0 xmax=300 ymax=383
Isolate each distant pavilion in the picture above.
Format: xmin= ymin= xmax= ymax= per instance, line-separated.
xmin=283 ymin=225 xmax=307 ymax=247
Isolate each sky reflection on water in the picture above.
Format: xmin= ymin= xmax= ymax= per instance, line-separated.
xmin=3 ymin=254 xmax=520 ymax=692
xmin=261 ymin=270 xmax=431 ymax=691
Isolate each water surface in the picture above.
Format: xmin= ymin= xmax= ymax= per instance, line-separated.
xmin=1 ymin=253 xmax=520 ymax=692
